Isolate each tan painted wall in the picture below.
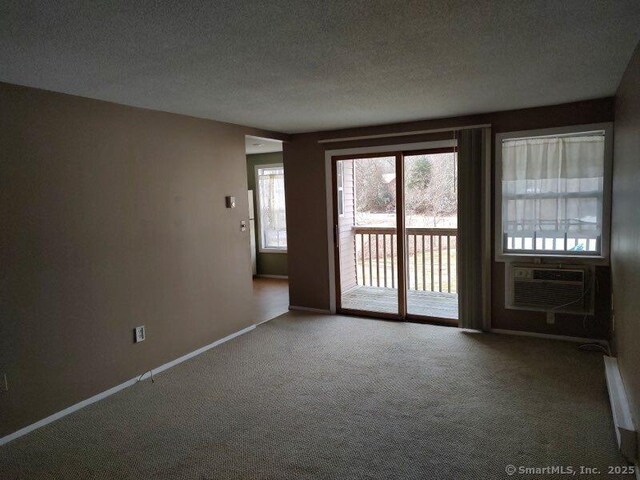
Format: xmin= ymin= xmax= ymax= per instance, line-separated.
xmin=611 ymin=43 xmax=640 ymax=435
xmin=283 ymin=99 xmax=614 ymax=338
xmin=0 ymin=82 xmax=286 ymax=437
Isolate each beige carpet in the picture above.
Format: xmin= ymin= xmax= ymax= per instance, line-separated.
xmin=0 ymin=312 xmax=629 ymax=479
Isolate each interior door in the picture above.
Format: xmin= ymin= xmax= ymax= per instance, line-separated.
xmin=333 ymin=154 xmax=403 ymax=319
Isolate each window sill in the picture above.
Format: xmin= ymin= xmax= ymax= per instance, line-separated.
xmin=259 ymin=249 xmax=288 ymax=254
xmin=496 ymin=252 xmax=609 ymax=266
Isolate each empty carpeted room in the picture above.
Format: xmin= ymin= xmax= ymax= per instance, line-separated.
xmin=1 ymin=1 xmax=640 ymax=479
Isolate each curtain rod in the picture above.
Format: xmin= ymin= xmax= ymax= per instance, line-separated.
xmin=501 ymin=130 xmax=605 ymax=143
xmin=317 ymin=123 xmax=491 ymax=144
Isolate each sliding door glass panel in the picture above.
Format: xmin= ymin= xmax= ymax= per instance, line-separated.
xmin=337 ymin=157 xmax=399 ymax=315
xmin=403 ymin=152 xmax=459 ymax=320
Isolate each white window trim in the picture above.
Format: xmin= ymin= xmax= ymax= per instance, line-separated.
xmin=494 ymin=122 xmax=613 ymax=265
xmin=255 ymin=163 xmax=287 ymax=254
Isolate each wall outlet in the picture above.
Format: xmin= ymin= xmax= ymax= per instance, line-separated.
xmin=546 ymin=311 xmax=555 ymax=324
xmin=134 ymin=326 xmax=146 ymax=343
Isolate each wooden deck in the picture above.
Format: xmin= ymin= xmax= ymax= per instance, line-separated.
xmin=341 ymin=286 xmax=458 ymax=320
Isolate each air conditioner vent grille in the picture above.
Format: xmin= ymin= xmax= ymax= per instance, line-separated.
xmin=514 ymin=281 xmax=584 ymax=310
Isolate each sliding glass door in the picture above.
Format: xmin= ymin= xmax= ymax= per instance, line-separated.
xmin=403 ymin=150 xmax=458 ymax=321
xmin=334 ymin=154 xmax=400 ymax=318
xmin=333 ymin=149 xmax=458 ymax=324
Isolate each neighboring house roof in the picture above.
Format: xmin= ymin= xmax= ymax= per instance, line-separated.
xmin=382 ymin=173 xmax=396 ymax=184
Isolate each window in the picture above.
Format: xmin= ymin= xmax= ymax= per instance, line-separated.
xmin=336 ymin=161 xmax=345 ymax=216
xmin=496 ymin=124 xmax=611 ymax=260
xmin=256 ymin=164 xmax=287 ymax=252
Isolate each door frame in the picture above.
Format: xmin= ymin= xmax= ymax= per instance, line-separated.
xmin=402 ymin=148 xmax=458 ymax=326
xmin=331 ymin=152 xmax=405 ymax=320
xmin=327 ymin=141 xmax=459 ymax=325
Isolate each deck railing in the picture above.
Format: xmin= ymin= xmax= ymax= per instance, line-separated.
xmin=353 ymin=227 xmax=457 ymax=293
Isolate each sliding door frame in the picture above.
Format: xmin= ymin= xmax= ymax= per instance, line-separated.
xmin=323 ymin=139 xmax=457 ymax=316
xmin=395 ymin=152 xmax=407 ymax=319
xmin=331 ymin=151 xmax=404 ymax=321
xmin=330 ymin=146 xmax=458 ymax=326
xmin=402 ymin=147 xmax=458 ymax=326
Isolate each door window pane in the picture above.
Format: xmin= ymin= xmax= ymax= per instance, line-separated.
xmin=338 ymin=157 xmax=398 ymax=315
xmin=404 ymin=152 xmax=458 ymax=320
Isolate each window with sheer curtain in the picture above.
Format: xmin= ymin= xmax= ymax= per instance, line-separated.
xmin=498 ymin=129 xmax=607 ymax=257
xmin=256 ymin=165 xmax=287 ymax=252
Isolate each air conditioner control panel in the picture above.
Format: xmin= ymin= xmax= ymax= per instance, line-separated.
xmin=513 ymin=268 xmax=533 ymax=279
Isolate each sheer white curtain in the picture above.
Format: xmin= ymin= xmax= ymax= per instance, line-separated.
xmin=501 ymin=134 xmax=604 ymax=253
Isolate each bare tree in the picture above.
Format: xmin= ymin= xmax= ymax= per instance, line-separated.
xmin=405 ymin=153 xmax=456 ymax=226
xmin=354 ymin=157 xmax=395 ymax=213
xmin=353 ymin=153 xmax=456 ymax=227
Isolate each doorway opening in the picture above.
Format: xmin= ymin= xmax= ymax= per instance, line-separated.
xmin=333 ymin=148 xmax=458 ymax=325
xmin=245 ymin=135 xmax=289 ymax=324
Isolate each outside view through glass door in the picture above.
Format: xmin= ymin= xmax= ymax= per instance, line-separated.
xmin=335 ymin=150 xmax=458 ymax=322
xmin=404 ymin=151 xmax=458 ymax=320
xmin=337 ymin=156 xmax=399 ymax=315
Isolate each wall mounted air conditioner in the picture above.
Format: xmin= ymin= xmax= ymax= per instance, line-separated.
xmin=506 ymin=264 xmax=593 ymax=314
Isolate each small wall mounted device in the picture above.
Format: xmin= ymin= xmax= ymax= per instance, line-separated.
xmin=225 ymin=196 xmax=236 ymax=208
xmin=134 ymin=326 xmax=146 ymax=343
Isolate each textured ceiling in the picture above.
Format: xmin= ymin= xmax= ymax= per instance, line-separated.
xmin=1 ymin=1 xmax=639 ymax=134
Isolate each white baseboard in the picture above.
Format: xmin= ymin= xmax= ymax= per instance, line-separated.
xmin=490 ymin=328 xmax=609 ymax=347
xmin=0 ymin=324 xmax=256 ymax=446
xmin=288 ymin=305 xmax=331 ymax=314
xmin=603 ymin=356 xmax=637 ymax=463
xmin=0 ymin=377 xmax=139 ymax=447
xmin=255 ymin=317 xmax=274 ymax=326
xmin=136 ymin=324 xmax=255 ymax=380
xmin=256 ymin=274 xmax=288 ymax=279
xmin=255 ymin=312 xmax=289 ymax=326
